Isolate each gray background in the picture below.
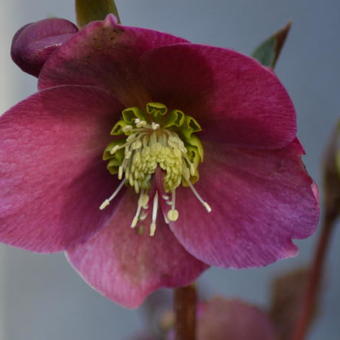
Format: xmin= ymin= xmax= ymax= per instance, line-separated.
xmin=0 ymin=0 xmax=339 ymax=339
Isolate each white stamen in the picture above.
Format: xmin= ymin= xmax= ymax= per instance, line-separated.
xmin=139 ymin=211 xmax=148 ymax=221
xmin=122 ymin=125 xmax=133 ymax=133
xmin=151 ymin=122 xmax=160 ymax=130
xmin=150 ymin=191 xmax=159 ymax=236
xmin=110 ymin=145 xmax=122 ymax=155
xmin=136 ymin=120 xmax=147 ymax=128
xmin=167 ymin=190 xmax=179 ymax=221
xmin=188 ymin=182 xmax=212 ymax=213
xmin=118 ymin=165 xmax=123 ymax=180
xmin=162 ymin=194 xmax=170 ymax=201
xmin=99 ymin=180 xmax=126 ymax=210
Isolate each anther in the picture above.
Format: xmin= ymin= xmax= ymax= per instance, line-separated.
xmin=122 ymin=125 xmax=133 ymax=133
xmin=151 ymin=122 xmax=160 ymax=130
xmin=99 ymin=180 xmax=126 ymax=210
xmin=188 ymin=182 xmax=212 ymax=213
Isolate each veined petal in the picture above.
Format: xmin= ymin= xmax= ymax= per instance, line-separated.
xmin=141 ymin=43 xmax=296 ymax=149
xmin=11 ymin=18 xmax=78 ymax=77
xmin=67 ymin=189 xmax=207 ymax=308
xmin=170 ymin=140 xmax=319 ymax=268
xmin=0 ymin=86 xmax=124 ymax=252
xmin=39 ymin=14 xmax=188 ymax=107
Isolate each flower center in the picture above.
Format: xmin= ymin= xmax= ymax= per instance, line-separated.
xmin=100 ymin=102 xmax=211 ymax=236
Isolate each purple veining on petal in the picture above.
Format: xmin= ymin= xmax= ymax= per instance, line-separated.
xmin=0 ymin=85 xmax=123 ymax=252
xmin=169 ymin=140 xmax=319 ymax=268
xmin=39 ymin=14 xmax=188 ymax=107
xmin=67 ymin=189 xmax=208 ymax=308
xmin=11 ymin=18 xmax=78 ymax=77
xmin=140 ymin=43 xmax=297 ymax=149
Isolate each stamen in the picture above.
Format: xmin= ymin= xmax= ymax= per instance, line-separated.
xmin=150 ymin=191 xmax=159 ymax=236
xmin=188 ymin=182 xmax=212 ymax=213
xmin=167 ymin=190 xmax=179 ymax=221
xmin=131 ymin=191 xmax=149 ymax=228
xmin=122 ymin=125 xmax=133 ymax=133
xmin=99 ymin=180 xmax=126 ymax=210
xmin=151 ymin=122 xmax=160 ymax=130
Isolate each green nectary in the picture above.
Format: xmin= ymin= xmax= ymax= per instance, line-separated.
xmin=102 ymin=102 xmax=204 ymax=193
xmin=99 ymin=102 xmax=210 ymax=236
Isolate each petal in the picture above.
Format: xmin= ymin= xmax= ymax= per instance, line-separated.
xmin=11 ymin=18 xmax=78 ymax=76
xmin=0 ymin=86 xmax=124 ymax=252
xmin=39 ymin=14 xmax=188 ymax=107
xmin=197 ymin=298 xmax=277 ymax=340
xmin=140 ymin=43 xmax=296 ymax=149
xmin=66 ymin=189 xmax=208 ymax=308
xmin=169 ymin=140 xmax=319 ymax=268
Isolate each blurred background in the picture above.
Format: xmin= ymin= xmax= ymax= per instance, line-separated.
xmin=0 ymin=0 xmax=339 ymax=339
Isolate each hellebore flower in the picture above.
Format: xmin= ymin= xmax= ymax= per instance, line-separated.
xmin=164 ymin=298 xmax=278 ymax=340
xmin=0 ymin=15 xmax=319 ymax=307
xmin=195 ymin=298 xmax=278 ymax=340
xmin=134 ymin=297 xmax=278 ymax=340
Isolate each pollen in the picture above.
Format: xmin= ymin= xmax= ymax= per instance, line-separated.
xmin=100 ymin=102 xmax=211 ymax=235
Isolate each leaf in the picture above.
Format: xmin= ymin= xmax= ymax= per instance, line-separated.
xmin=75 ymin=0 xmax=120 ymax=27
xmin=252 ymin=22 xmax=292 ymax=69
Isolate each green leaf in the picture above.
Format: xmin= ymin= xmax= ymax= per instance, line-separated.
xmin=75 ymin=0 xmax=120 ymax=27
xmin=252 ymin=22 xmax=291 ymax=69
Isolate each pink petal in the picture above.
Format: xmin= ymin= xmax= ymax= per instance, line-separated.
xmin=11 ymin=18 xmax=78 ymax=76
xmin=66 ymin=189 xmax=208 ymax=308
xmin=38 ymin=14 xmax=188 ymax=107
xmin=0 ymin=86 xmax=124 ymax=252
xmin=168 ymin=140 xmax=319 ymax=267
xmin=197 ymin=298 xmax=277 ymax=340
xmin=140 ymin=43 xmax=296 ymax=149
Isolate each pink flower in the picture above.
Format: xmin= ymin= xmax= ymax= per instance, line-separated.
xmin=166 ymin=298 xmax=278 ymax=340
xmin=0 ymin=15 xmax=319 ymax=307
xmin=195 ymin=298 xmax=277 ymax=340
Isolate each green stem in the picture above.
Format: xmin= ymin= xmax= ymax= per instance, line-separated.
xmin=75 ymin=0 xmax=120 ymax=27
xmin=174 ymin=285 xmax=197 ymax=340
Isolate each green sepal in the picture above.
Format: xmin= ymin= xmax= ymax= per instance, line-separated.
xmin=75 ymin=0 xmax=121 ymax=27
xmin=164 ymin=109 xmax=185 ymax=128
xmin=103 ymin=139 xmax=125 ymax=160
xmin=252 ymin=22 xmax=292 ymax=69
xmin=122 ymin=107 xmax=145 ymax=124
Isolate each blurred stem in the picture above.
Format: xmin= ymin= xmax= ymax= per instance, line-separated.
xmin=291 ymin=211 xmax=338 ymax=340
xmin=174 ymin=285 xmax=197 ymax=340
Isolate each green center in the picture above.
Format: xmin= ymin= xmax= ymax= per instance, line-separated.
xmin=100 ymin=102 xmax=209 ymax=236
xmin=103 ymin=102 xmax=204 ymax=193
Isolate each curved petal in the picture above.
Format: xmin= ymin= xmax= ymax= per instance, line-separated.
xmin=11 ymin=18 xmax=78 ymax=77
xmin=0 ymin=86 xmax=124 ymax=252
xmin=66 ymin=189 xmax=208 ymax=308
xmin=39 ymin=14 xmax=188 ymax=107
xmin=197 ymin=298 xmax=277 ymax=340
xmin=140 ymin=43 xmax=296 ymax=149
xmin=169 ymin=140 xmax=319 ymax=268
